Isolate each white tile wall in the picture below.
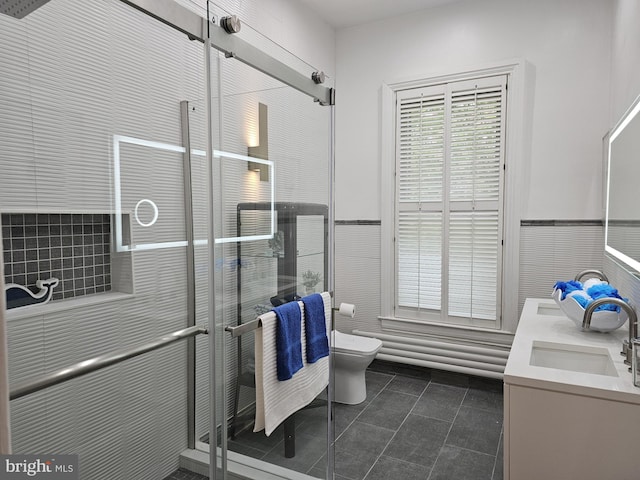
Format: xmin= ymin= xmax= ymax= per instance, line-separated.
xmin=334 ymin=224 xmax=382 ymax=334
xmin=2 ymin=1 xmax=334 ymax=479
xmin=604 ymin=255 xmax=640 ymax=317
xmin=518 ymin=223 xmax=605 ymax=315
xmin=1 ymin=1 xmax=204 ymax=479
xmin=335 ymin=222 xmax=609 ymax=335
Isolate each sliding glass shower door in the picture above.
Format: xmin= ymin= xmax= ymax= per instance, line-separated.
xmin=2 ymin=0 xmax=334 ymax=478
xmin=190 ymin=9 xmax=335 ymax=478
xmin=1 ymin=1 xmax=210 ymax=479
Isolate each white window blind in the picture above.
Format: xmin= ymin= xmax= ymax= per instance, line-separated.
xmin=395 ymin=75 xmax=506 ymax=327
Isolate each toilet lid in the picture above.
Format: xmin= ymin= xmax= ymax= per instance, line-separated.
xmin=332 ymin=330 xmax=383 ymax=355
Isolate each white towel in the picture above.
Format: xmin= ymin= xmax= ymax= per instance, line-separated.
xmin=254 ymin=291 xmax=331 ymax=436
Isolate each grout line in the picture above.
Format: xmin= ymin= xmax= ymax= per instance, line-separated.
xmin=426 ymin=384 xmax=470 ymax=480
xmin=444 ymin=444 xmax=498 ymax=456
xmin=490 ymin=427 xmax=504 ymax=480
xmin=333 ymin=373 xmax=397 ymax=479
xmin=333 ymin=372 xmax=394 ymax=443
xmin=360 ymin=377 xmax=426 ymax=480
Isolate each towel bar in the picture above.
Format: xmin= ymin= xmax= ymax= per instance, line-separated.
xmin=227 ymin=295 xmax=340 ymax=458
xmin=225 ymin=301 xmax=350 ymax=338
xmin=10 ymin=325 xmax=208 ymax=400
xmin=225 ymin=317 xmax=263 ymax=337
xmin=224 ymin=307 xmax=334 ymax=337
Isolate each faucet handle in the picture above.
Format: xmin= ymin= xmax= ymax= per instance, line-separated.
xmin=622 ymin=339 xmax=630 ymax=358
xmin=632 ymin=340 xmax=640 ymax=384
xmin=623 ymin=338 xmax=635 ymax=367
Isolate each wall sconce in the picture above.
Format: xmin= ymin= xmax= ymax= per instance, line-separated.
xmin=248 ymin=102 xmax=269 ymax=182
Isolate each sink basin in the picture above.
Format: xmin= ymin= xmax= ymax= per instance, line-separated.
xmin=530 ymin=341 xmax=618 ymax=377
xmin=537 ymin=303 xmax=562 ymax=316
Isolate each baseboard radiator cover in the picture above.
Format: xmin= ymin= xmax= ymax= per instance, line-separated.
xmin=352 ymin=330 xmax=509 ymax=380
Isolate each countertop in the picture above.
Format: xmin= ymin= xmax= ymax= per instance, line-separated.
xmin=504 ymin=297 xmax=640 ymax=404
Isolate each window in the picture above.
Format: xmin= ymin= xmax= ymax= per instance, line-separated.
xmin=394 ymin=75 xmax=507 ymax=328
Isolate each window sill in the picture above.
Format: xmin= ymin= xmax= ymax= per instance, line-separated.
xmin=6 ymin=291 xmax=135 ymax=322
xmin=379 ymin=315 xmax=514 ymax=348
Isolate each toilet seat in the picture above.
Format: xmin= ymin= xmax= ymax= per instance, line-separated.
xmin=332 ymin=330 xmax=382 ymax=356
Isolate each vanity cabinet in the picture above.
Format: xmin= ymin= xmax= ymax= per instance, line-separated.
xmin=504 ymin=298 xmax=640 ymax=480
xmin=504 ymin=384 xmax=640 ymax=479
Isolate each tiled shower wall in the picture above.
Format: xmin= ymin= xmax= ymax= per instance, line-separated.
xmin=1 ymin=2 xmax=204 ymax=478
xmin=1 ymin=213 xmax=111 ymax=301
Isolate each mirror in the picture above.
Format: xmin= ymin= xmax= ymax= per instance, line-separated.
xmin=605 ymin=95 xmax=640 ymax=273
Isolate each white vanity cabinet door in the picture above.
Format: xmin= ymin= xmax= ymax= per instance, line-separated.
xmin=504 ymin=383 xmax=640 ymax=480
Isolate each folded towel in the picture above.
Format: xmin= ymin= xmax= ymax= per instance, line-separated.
xmin=586 ymin=283 xmax=625 ymax=312
xmin=558 ymin=280 xmax=629 ymax=313
xmin=254 ymin=292 xmax=331 ymax=436
xmin=274 ymin=301 xmax=304 ymax=381
xmin=301 ymin=293 xmax=330 ymax=363
xmin=567 ymin=290 xmax=591 ymax=308
xmin=583 ymin=278 xmax=605 ymax=290
xmin=553 ymin=280 xmax=583 ymax=299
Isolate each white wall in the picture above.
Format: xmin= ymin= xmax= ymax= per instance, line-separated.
xmin=227 ymin=0 xmax=336 ymax=79
xmin=610 ymin=0 xmax=640 ymax=123
xmin=335 ymin=0 xmax=612 ymax=221
xmin=333 ymin=0 xmax=615 ymax=335
xmin=606 ymin=0 xmax=640 ymax=314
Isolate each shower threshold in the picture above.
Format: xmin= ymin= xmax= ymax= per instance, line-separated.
xmin=179 ymin=442 xmax=323 ymax=480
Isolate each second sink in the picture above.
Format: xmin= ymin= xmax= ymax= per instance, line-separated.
xmin=530 ymin=340 xmax=618 ymax=377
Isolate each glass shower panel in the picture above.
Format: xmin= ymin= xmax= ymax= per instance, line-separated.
xmin=202 ymin=43 xmax=332 ymax=478
xmin=1 ymin=1 xmax=209 ymax=479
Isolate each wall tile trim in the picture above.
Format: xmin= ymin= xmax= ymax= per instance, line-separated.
xmin=520 ymin=219 xmax=603 ymax=227
xmin=335 ymin=220 xmax=382 ymax=225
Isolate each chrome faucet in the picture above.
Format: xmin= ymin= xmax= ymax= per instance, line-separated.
xmin=583 ymin=297 xmax=638 ymax=367
xmin=574 ymin=269 xmax=609 ymax=283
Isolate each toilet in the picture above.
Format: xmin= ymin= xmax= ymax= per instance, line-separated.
xmin=332 ymin=330 xmax=383 ymax=405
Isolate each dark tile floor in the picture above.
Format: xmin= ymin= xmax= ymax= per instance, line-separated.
xmin=163 ymin=360 xmax=504 ymax=480
xmin=162 ymin=468 xmax=208 ymax=480
xmin=332 ymin=361 xmax=503 ymax=480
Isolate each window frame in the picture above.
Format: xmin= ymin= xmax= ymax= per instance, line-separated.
xmin=380 ymin=60 xmax=529 ymax=337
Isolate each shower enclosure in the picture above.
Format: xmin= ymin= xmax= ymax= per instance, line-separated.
xmin=1 ymin=1 xmax=335 ymax=479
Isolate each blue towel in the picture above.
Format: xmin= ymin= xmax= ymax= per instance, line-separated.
xmin=301 ymin=293 xmax=330 ymax=364
xmin=586 ymin=284 xmax=627 ymax=312
xmin=553 ymin=280 xmax=583 ymax=300
xmin=274 ymin=301 xmax=304 ymax=381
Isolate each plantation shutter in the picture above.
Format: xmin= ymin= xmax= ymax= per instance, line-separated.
xmin=396 ymin=85 xmax=445 ymax=313
xmin=395 ymin=75 xmax=506 ymax=327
